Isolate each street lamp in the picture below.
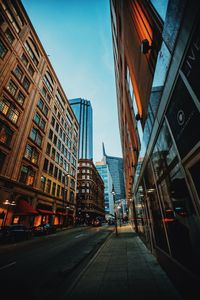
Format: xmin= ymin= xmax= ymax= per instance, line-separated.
xmin=2 ymin=199 xmax=16 ymax=227
xmin=111 ymin=186 xmax=118 ymax=236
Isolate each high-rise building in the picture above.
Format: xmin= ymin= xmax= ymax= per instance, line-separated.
xmin=110 ymin=0 xmax=200 ymax=295
xmin=95 ymin=160 xmax=114 ymax=217
xmin=69 ymin=98 xmax=93 ymax=160
xmin=0 ymin=0 xmax=79 ymax=228
xmin=102 ymin=143 xmax=126 ymax=204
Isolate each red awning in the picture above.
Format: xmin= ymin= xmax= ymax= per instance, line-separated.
xmin=37 ymin=209 xmax=55 ymax=215
xmin=56 ymin=212 xmax=67 ymax=216
xmin=14 ymin=200 xmax=38 ymax=216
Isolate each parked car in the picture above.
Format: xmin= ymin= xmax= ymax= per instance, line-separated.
xmin=108 ymin=218 xmax=115 ymax=225
xmin=92 ymin=219 xmax=102 ymax=227
xmin=1 ymin=224 xmax=33 ymax=242
xmin=33 ymin=223 xmax=56 ymax=236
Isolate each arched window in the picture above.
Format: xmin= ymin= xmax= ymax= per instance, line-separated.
xmin=24 ymin=37 xmax=40 ymax=66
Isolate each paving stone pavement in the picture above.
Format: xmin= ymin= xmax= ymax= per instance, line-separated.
xmin=65 ymin=224 xmax=183 ymax=300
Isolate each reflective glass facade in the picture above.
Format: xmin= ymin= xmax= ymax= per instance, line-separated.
xmin=102 ymin=144 xmax=126 ymax=203
xmin=96 ymin=162 xmax=114 ymax=216
xmin=69 ymin=98 xmax=93 ymax=160
xmin=111 ymin=0 xmax=200 ymax=296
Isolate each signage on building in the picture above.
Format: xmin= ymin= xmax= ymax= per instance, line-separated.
xmin=166 ymin=78 xmax=200 ymax=159
xmin=182 ymin=21 xmax=200 ymax=102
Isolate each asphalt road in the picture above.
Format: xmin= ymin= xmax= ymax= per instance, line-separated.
xmin=0 ymin=225 xmax=113 ymax=300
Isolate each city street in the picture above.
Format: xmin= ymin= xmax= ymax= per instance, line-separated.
xmin=0 ymin=225 xmax=112 ymax=300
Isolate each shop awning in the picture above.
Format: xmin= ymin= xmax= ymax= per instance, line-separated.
xmin=14 ymin=200 xmax=38 ymax=216
xmin=56 ymin=212 xmax=67 ymax=216
xmin=37 ymin=209 xmax=55 ymax=215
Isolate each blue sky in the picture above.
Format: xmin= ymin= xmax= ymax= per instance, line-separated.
xmin=22 ymin=0 xmax=122 ymax=162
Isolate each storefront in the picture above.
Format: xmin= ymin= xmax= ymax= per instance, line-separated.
xmin=132 ymin=16 xmax=200 ymax=293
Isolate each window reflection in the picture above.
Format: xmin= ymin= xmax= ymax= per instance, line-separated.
xmin=152 ymin=121 xmax=176 ymax=180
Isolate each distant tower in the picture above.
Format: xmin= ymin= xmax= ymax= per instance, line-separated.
xmin=102 ymin=143 xmax=126 ymax=203
xmin=69 ymin=98 xmax=93 ymax=160
xmin=96 ymin=160 xmax=114 ymax=216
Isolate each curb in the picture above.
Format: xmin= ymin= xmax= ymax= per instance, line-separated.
xmin=64 ymin=230 xmax=114 ymax=297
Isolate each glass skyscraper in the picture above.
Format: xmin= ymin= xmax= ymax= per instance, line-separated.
xmin=102 ymin=143 xmax=126 ymax=203
xmin=69 ymin=98 xmax=93 ymax=160
xmin=96 ymin=161 xmax=114 ymax=216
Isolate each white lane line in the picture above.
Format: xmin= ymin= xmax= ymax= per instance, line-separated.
xmin=0 ymin=261 xmax=16 ymax=271
xmin=75 ymin=233 xmax=86 ymax=239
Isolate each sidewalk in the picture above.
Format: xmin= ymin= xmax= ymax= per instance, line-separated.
xmin=64 ymin=224 xmax=183 ymax=300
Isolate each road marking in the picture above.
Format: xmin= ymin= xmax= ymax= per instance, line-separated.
xmin=0 ymin=261 xmax=16 ymax=271
xmin=75 ymin=233 xmax=86 ymax=239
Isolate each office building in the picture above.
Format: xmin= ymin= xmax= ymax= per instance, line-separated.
xmin=95 ymin=160 xmax=114 ymax=217
xmin=0 ymin=0 xmax=79 ymax=228
xmin=102 ymin=143 xmax=126 ymax=204
xmin=110 ymin=0 xmax=200 ymax=295
xmin=69 ymin=98 xmax=93 ymax=160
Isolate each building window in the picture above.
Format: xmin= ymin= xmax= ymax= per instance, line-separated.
xmin=55 ymin=122 xmax=59 ymax=132
xmin=51 ymin=147 xmax=56 ymax=160
xmin=40 ymin=176 xmax=46 ymax=192
xmin=64 ymin=160 xmax=67 ymax=171
xmin=22 ymin=76 xmax=30 ymax=91
xmin=41 ymin=87 xmax=47 ymax=98
xmin=55 ymin=152 xmax=60 ymax=164
xmin=58 ymin=169 xmax=62 ymax=181
xmin=54 ymin=166 xmax=58 ymax=178
xmin=0 ymin=97 xmax=20 ymax=124
xmin=24 ymin=41 xmax=38 ymax=66
xmin=34 ymin=112 xmax=46 ymax=131
xmin=51 ymin=116 xmax=55 ymax=127
xmin=37 ymin=99 xmax=48 ymax=117
xmin=0 ymin=150 xmax=6 ymax=171
xmin=2 ymin=1 xmax=20 ymax=33
xmin=46 ymin=179 xmax=51 ymax=193
xmin=60 ymin=156 xmax=63 ymax=167
xmin=48 ymin=129 xmax=53 ymax=140
xmin=29 ymin=127 xmax=42 ymax=146
xmin=0 ymin=40 xmax=7 ymax=58
xmin=52 ymin=182 xmax=56 ymax=196
xmin=14 ymin=65 xmax=23 ymax=80
xmin=28 ymin=64 xmax=34 ymax=76
xmin=53 ymin=135 xmax=57 ymax=146
xmin=7 ymin=80 xmax=17 ymax=96
xmin=43 ymin=106 xmax=48 ymax=116
xmin=21 ymin=53 xmax=28 ymax=66
xmin=44 ymin=75 xmax=53 ymax=92
xmin=46 ymin=142 xmax=51 ymax=155
xmin=0 ymin=14 xmax=4 ymax=25
xmin=40 ymin=119 xmax=46 ymax=131
xmin=57 ymin=185 xmax=60 ymax=197
xmin=43 ymin=158 xmax=49 ymax=171
xmin=57 ymin=139 xmax=61 ymax=150
xmin=24 ymin=144 xmax=39 ymax=164
xmin=19 ymin=165 xmax=35 ymax=186
xmin=16 ymin=91 xmax=25 ymax=105
xmin=49 ymin=162 xmax=53 ymax=175
xmin=0 ymin=121 xmax=13 ymax=146
xmin=5 ymin=28 xmax=14 ymax=44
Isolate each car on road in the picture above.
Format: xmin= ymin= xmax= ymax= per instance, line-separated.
xmin=108 ymin=218 xmax=115 ymax=225
xmin=92 ymin=219 xmax=102 ymax=227
xmin=33 ymin=223 xmax=57 ymax=236
xmin=1 ymin=224 xmax=33 ymax=242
